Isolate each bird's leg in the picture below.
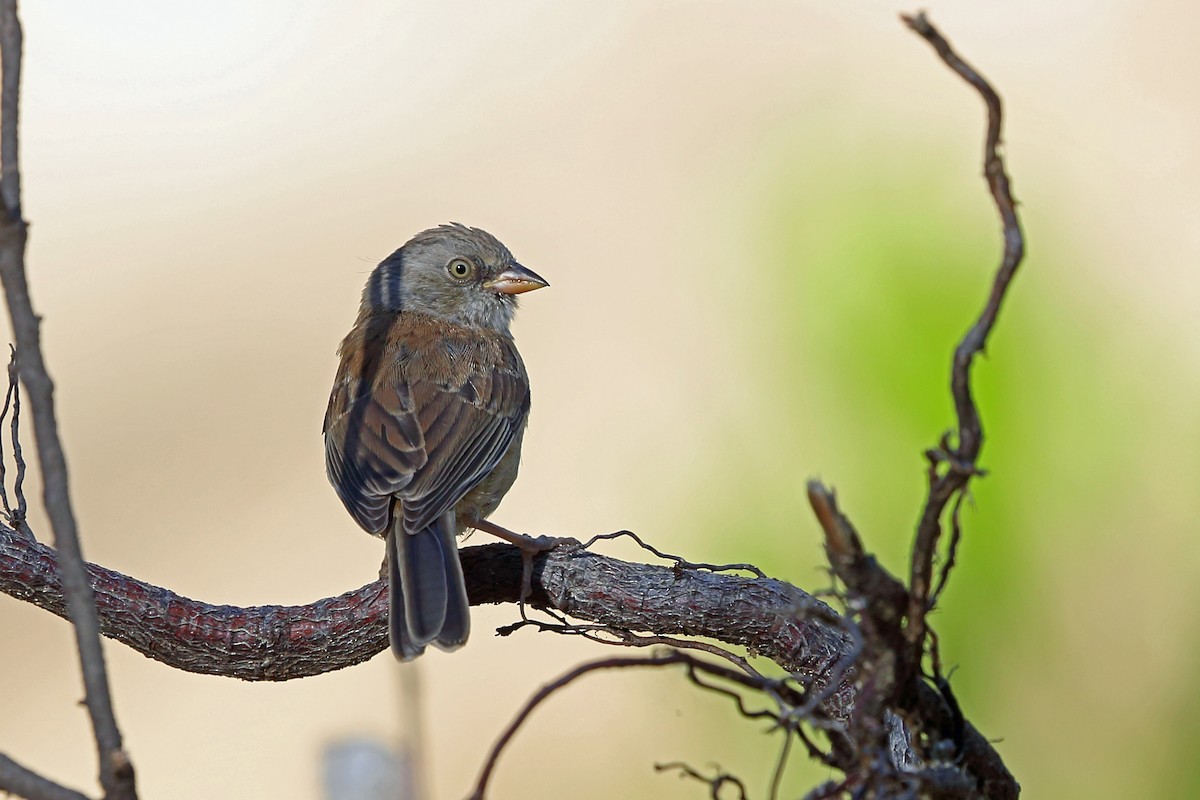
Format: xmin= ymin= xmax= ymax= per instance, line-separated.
xmin=471 ymin=518 xmax=559 ymax=552
xmin=469 ymin=518 xmax=561 ymax=612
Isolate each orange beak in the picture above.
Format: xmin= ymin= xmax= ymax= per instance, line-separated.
xmin=484 ymin=264 xmax=549 ymax=295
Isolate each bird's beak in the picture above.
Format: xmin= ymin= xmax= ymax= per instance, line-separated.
xmin=484 ymin=264 xmax=549 ymax=295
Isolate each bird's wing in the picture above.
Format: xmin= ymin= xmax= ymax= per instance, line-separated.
xmin=397 ymin=362 xmax=526 ymax=533
xmin=324 ymin=359 xmax=426 ymax=534
xmin=324 ymin=314 xmax=529 ymax=536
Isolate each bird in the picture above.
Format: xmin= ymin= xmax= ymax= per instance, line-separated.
xmin=323 ymin=223 xmax=547 ymax=660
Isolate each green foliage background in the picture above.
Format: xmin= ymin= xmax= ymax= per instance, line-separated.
xmin=664 ymin=131 xmax=1200 ymax=798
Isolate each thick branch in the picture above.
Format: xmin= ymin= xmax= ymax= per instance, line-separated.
xmin=0 ymin=525 xmax=852 ymax=705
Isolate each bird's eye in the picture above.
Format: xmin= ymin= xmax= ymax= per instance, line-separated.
xmin=447 ymin=259 xmax=475 ymax=280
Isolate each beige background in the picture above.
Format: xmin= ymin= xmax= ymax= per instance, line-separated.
xmin=2 ymin=2 xmax=1199 ymax=798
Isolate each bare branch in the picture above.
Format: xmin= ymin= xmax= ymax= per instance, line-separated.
xmin=0 ymin=527 xmax=852 ymax=694
xmin=0 ymin=0 xmax=19 ymax=221
xmin=0 ymin=1 xmax=136 ymax=797
xmin=0 ymin=346 xmax=27 ymax=528
xmin=899 ymin=8 xmax=1026 ymax=668
xmin=0 ymin=753 xmax=92 ymax=800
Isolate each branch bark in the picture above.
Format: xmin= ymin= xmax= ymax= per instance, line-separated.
xmin=0 ymin=525 xmax=852 ymax=700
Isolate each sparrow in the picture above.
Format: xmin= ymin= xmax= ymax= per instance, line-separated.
xmin=323 ymin=223 xmax=547 ymax=660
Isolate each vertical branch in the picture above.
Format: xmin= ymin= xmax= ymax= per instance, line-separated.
xmin=0 ymin=0 xmax=18 ymax=222
xmin=0 ymin=1 xmax=137 ymax=798
xmin=5 ymin=348 xmax=28 ymax=526
xmin=900 ymin=11 xmax=1025 ymax=664
xmin=0 ymin=351 xmax=17 ymax=519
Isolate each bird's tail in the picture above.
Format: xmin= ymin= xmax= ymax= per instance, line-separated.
xmin=388 ymin=511 xmax=470 ymax=661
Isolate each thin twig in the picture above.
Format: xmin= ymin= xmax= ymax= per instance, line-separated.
xmin=793 ymin=725 xmax=837 ymax=767
xmin=499 ymin=613 xmax=771 ymax=681
xmin=467 ymin=650 xmax=806 ymax=799
xmin=0 ymin=349 xmax=15 ymax=518
xmin=900 ymin=9 xmax=1025 ymax=664
xmin=927 ymin=627 xmax=945 ymax=684
xmin=468 ymin=653 xmax=687 ymax=799
xmin=5 ymin=346 xmax=26 ymax=528
xmin=683 ymin=663 xmax=793 ymax=725
xmin=929 ymin=491 xmax=966 ymax=615
xmin=0 ymin=2 xmax=136 ymax=796
xmin=583 ymin=529 xmax=767 ymax=578
xmin=768 ymin=725 xmax=793 ymax=800
xmin=654 ymin=762 xmax=749 ymax=800
xmin=8 ymin=349 xmax=25 ymax=522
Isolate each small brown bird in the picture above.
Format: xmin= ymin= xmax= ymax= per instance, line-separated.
xmin=324 ymin=224 xmax=547 ymax=660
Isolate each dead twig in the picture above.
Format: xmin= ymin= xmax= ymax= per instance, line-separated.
xmin=582 ymin=529 xmax=766 ymax=578
xmin=900 ymin=9 xmax=1025 ymax=666
xmin=0 ymin=346 xmax=27 ymax=529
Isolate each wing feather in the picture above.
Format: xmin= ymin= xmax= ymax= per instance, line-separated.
xmin=324 ymin=313 xmax=529 ymax=537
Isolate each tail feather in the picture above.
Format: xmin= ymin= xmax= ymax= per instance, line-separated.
xmin=396 ymin=520 xmax=449 ymax=644
xmin=387 ymin=512 xmax=471 ymax=660
xmin=387 ymin=528 xmax=426 ymax=661
xmin=434 ymin=515 xmax=470 ymax=650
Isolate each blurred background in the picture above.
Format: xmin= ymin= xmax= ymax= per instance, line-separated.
xmin=1 ymin=1 xmax=1198 ymax=797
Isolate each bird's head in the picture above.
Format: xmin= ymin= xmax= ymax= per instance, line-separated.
xmin=362 ymin=223 xmax=548 ymax=332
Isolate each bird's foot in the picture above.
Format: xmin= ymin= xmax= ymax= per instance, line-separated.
xmin=470 ymin=518 xmax=562 ymax=610
xmin=470 ymin=518 xmax=560 ymax=554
